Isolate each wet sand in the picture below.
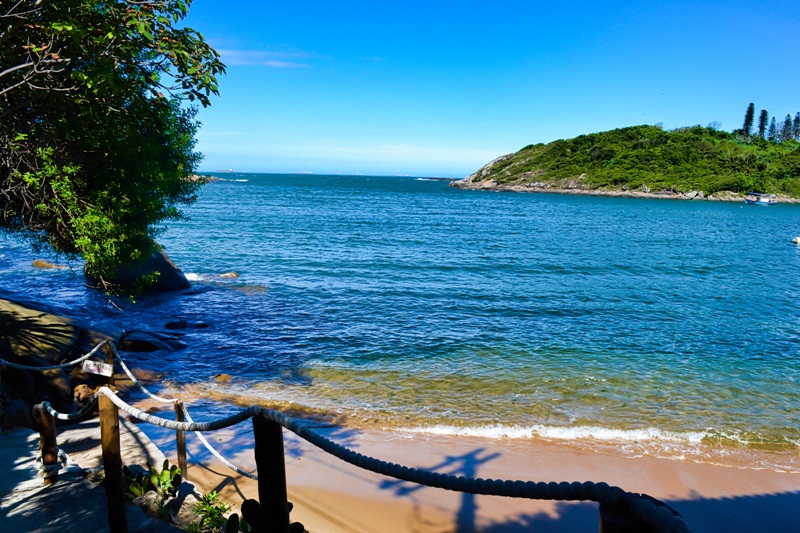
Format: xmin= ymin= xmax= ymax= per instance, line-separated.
xmin=137 ymin=418 xmax=800 ymax=532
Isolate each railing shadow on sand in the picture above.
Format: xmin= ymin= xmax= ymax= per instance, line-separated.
xmin=4 ymin=340 xmax=691 ymax=532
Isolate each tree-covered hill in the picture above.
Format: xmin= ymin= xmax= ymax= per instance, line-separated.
xmin=457 ymin=125 xmax=800 ymax=197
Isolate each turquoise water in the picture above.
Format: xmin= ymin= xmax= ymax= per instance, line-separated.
xmin=3 ymin=173 xmax=800 ymax=470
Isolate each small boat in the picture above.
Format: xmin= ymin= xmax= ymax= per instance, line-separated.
xmin=744 ymin=192 xmax=777 ymax=205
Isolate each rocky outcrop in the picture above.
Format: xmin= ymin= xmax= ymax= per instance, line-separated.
xmin=120 ymin=330 xmax=187 ymax=352
xmin=87 ymin=241 xmax=191 ymax=292
xmin=0 ymin=293 xmax=119 ymax=429
xmin=32 ymin=259 xmax=66 ymax=269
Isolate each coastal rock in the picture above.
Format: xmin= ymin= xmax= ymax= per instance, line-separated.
xmin=0 ymin=292 xmax=119 ymax=429
xmin=132 ymin=491 xmax=162 ymax=517
xmin=2 ymin=398 xmax=33 ymax=428
xmin=87 ymin=240 xmax=190 ymax=292
xmin=120 ymin=330 xmax=187 ymax=352
xmin=165 ymin=482 xmax=205 ymax=528
xmin=165 ymin=319 xmax=188 ymax=330
xmin=218 ymin=271 xmax=239 ymax=278
xmin=32 ymin=259 xmax=65 ymax=269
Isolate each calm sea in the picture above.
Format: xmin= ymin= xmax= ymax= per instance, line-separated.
xmin=2 ymin=173 xmax=800 ymax=471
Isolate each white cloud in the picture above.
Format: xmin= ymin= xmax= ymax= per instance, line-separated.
xmin=217 ymin=49 xmax=314 ymax=68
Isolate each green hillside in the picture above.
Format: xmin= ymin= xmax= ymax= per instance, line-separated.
xmin=467 ymin=125 xmax=800 ymax=197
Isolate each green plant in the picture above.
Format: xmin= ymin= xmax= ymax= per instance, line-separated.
xmin=122 ymin=460 xmax=182 ymax=505
xmin=189 ymin=490 xmax=231 ymax=532
xmin=123 ymin=465 xmax=150 ymax=500
xmin=148 ymin=459 xmax=182 ymax=504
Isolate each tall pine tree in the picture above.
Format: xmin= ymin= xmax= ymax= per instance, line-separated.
xmin=793 ymin=112 xmax=800 ymax=140
xmin=782 ymin=115 xmax=794 ymax=142
xmin=768 ymin=117 xmax=777 ymax=141
xmin=742 ymin=102 xmax=755 ymax=137
xmin=758 ymin=109 xmax=769 ymax=138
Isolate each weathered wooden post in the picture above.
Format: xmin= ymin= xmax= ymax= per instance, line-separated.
xmin=174 ymin=400 xmax=187 ymax=481
xmin=599 ymin=495 xmax=682 ymax=532
xmin=103 ymin=341 xmax=115 ymax=387
xmin=253 ymin=413 xmax=290 ymax=532
xmin=34 ymin=406 xmax=59 ymax=486
xmin=99 ymin=392 xmax=128 ymax=533
xmin=599 ymin=503 xmax=639 ymax=533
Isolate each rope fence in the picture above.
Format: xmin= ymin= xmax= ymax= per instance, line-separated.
xmin=9 ymin=341 xmax=691 ymax=532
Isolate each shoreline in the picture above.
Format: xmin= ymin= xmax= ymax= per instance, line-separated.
xmin=449 ymin=179 xmax=800 ymax=204
xmin=135 ymin=411 xmax=800 ymax=532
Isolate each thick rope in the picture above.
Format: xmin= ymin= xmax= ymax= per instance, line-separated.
xmin=106 ymin=342 xmax=177 ymax=404
xmin=37 ymin=397 xmax=98 ymax=421
xmin=104 ymin=343 xmax=258 ymax=478
xmin=36 ymin=448 xmax=68 ymax=479
xmin=0 ymin=340 xmax=109 ymax=371
xmin=181 ymin=405 xmax=258 ymax=480
xmin=45 ymin=388 xmax=687 ymax=533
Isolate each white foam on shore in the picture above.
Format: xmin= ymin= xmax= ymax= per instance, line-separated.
xmin=185 ymin=273 xmax=203 ymax=281
xmin=403 ymin=423 xmax=709 ymax=444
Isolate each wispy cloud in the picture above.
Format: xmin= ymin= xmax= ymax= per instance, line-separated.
xmin=218 ymin=49 xmax=316 ymax=68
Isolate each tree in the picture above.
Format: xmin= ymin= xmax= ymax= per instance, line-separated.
xmin=1 ymin=0 xmax=224 ymax=282
xmin=794 ymin=112 xmax=800 ymax=141
xmin=768 ymin=117 xmax=777 ymax=141
xmin=782 ymin=115 xmax=794 ymax=143
xmin=741 ymin=102 xmax=755 ymax=137
xmin=758 ymin=109 xmax=769 ymax=139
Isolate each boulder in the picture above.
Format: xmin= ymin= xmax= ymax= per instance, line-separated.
xmin=165 ymin=319 xmax=188 ymax=330
xmin=87 ymin=241 xmax=190 ymax=292
xmin=32 ymin=259 xmax=65 ymax=269
xmin=120 ymin=330 xmax=187 ymax=352
xmin=165 ymin=482 xmax=205 ymax=528
xmin=132 ymin=491 xmax=163 ymax=517
xmin=0 ymin=292 xmax=118 ymax=429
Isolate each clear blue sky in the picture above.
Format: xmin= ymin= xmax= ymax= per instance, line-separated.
xmin=185 ymin=0 xmax=800 ymax=177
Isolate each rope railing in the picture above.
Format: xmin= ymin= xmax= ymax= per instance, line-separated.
xmin=0 ymin=339 xmax=109 ymax=371
xmin=25 ymin=340 xmax=691 ymax=533
xmin=1 ymin=339 xmax=259 ymax=479
xmin=104 ymin=342 xmax=259 ymax=479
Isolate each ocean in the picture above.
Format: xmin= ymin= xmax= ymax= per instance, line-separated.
xmin=2 ymin=173 xmax=799 ymax=472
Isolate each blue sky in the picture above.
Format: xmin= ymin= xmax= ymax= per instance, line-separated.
xmin=185 ymin=0 xmax=800 ymax=177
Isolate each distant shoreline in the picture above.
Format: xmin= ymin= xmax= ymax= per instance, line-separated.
xmin=449 ymin=179 xmax=800 ymax=204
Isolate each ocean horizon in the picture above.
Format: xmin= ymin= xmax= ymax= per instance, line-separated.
xmin=2 ymin=172 xmax=799 ymax=472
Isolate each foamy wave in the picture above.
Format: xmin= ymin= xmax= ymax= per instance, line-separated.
xmin=185 ymin=273 xmax=203 ymax=281
xmin=403 ymin=423 xmax=709 ymax=444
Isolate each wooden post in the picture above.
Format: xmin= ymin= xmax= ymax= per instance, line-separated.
xmin=174 ymin=400 xmax=187 ymax=481
xmin=35 ymin=407 xmax=59 ymax=486
xmin=599 ymin=496 xmax=681 ymax=533
xmin=599 ymin=503 xmax=640 ymax=532
xmin=103 ymin=341 xmax=115 ymax=387
xmin=99 ymin=394 xmax=128 ymax=533
xmin=253 ymin=414 xmax=290 ymax=532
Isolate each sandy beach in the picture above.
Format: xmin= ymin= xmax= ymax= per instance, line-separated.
xmin=135 ymin=412 xmax=800 ymax=532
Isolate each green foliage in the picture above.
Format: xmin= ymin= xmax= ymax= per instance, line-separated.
xmin=148 ymin=459 xmax=182 ymax=501
xmin=474 ymin=125 xmax=800 ymax=196
xmin=123 ymin=460 xmax=182 ymax=506
xmin=0 ymin=0 xmax=224 ymax=285
xmin=187 ymin=490 xmax=232 ymax=533
xmin=742 ymin=102 xmax=755 ymax=137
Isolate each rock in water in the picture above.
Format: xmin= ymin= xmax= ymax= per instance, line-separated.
xmin=87 ymin=240 xmax=190 ymax=292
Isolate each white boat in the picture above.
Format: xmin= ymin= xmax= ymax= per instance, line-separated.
xmin=744 ymin=192 xmax=777 ymax=205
